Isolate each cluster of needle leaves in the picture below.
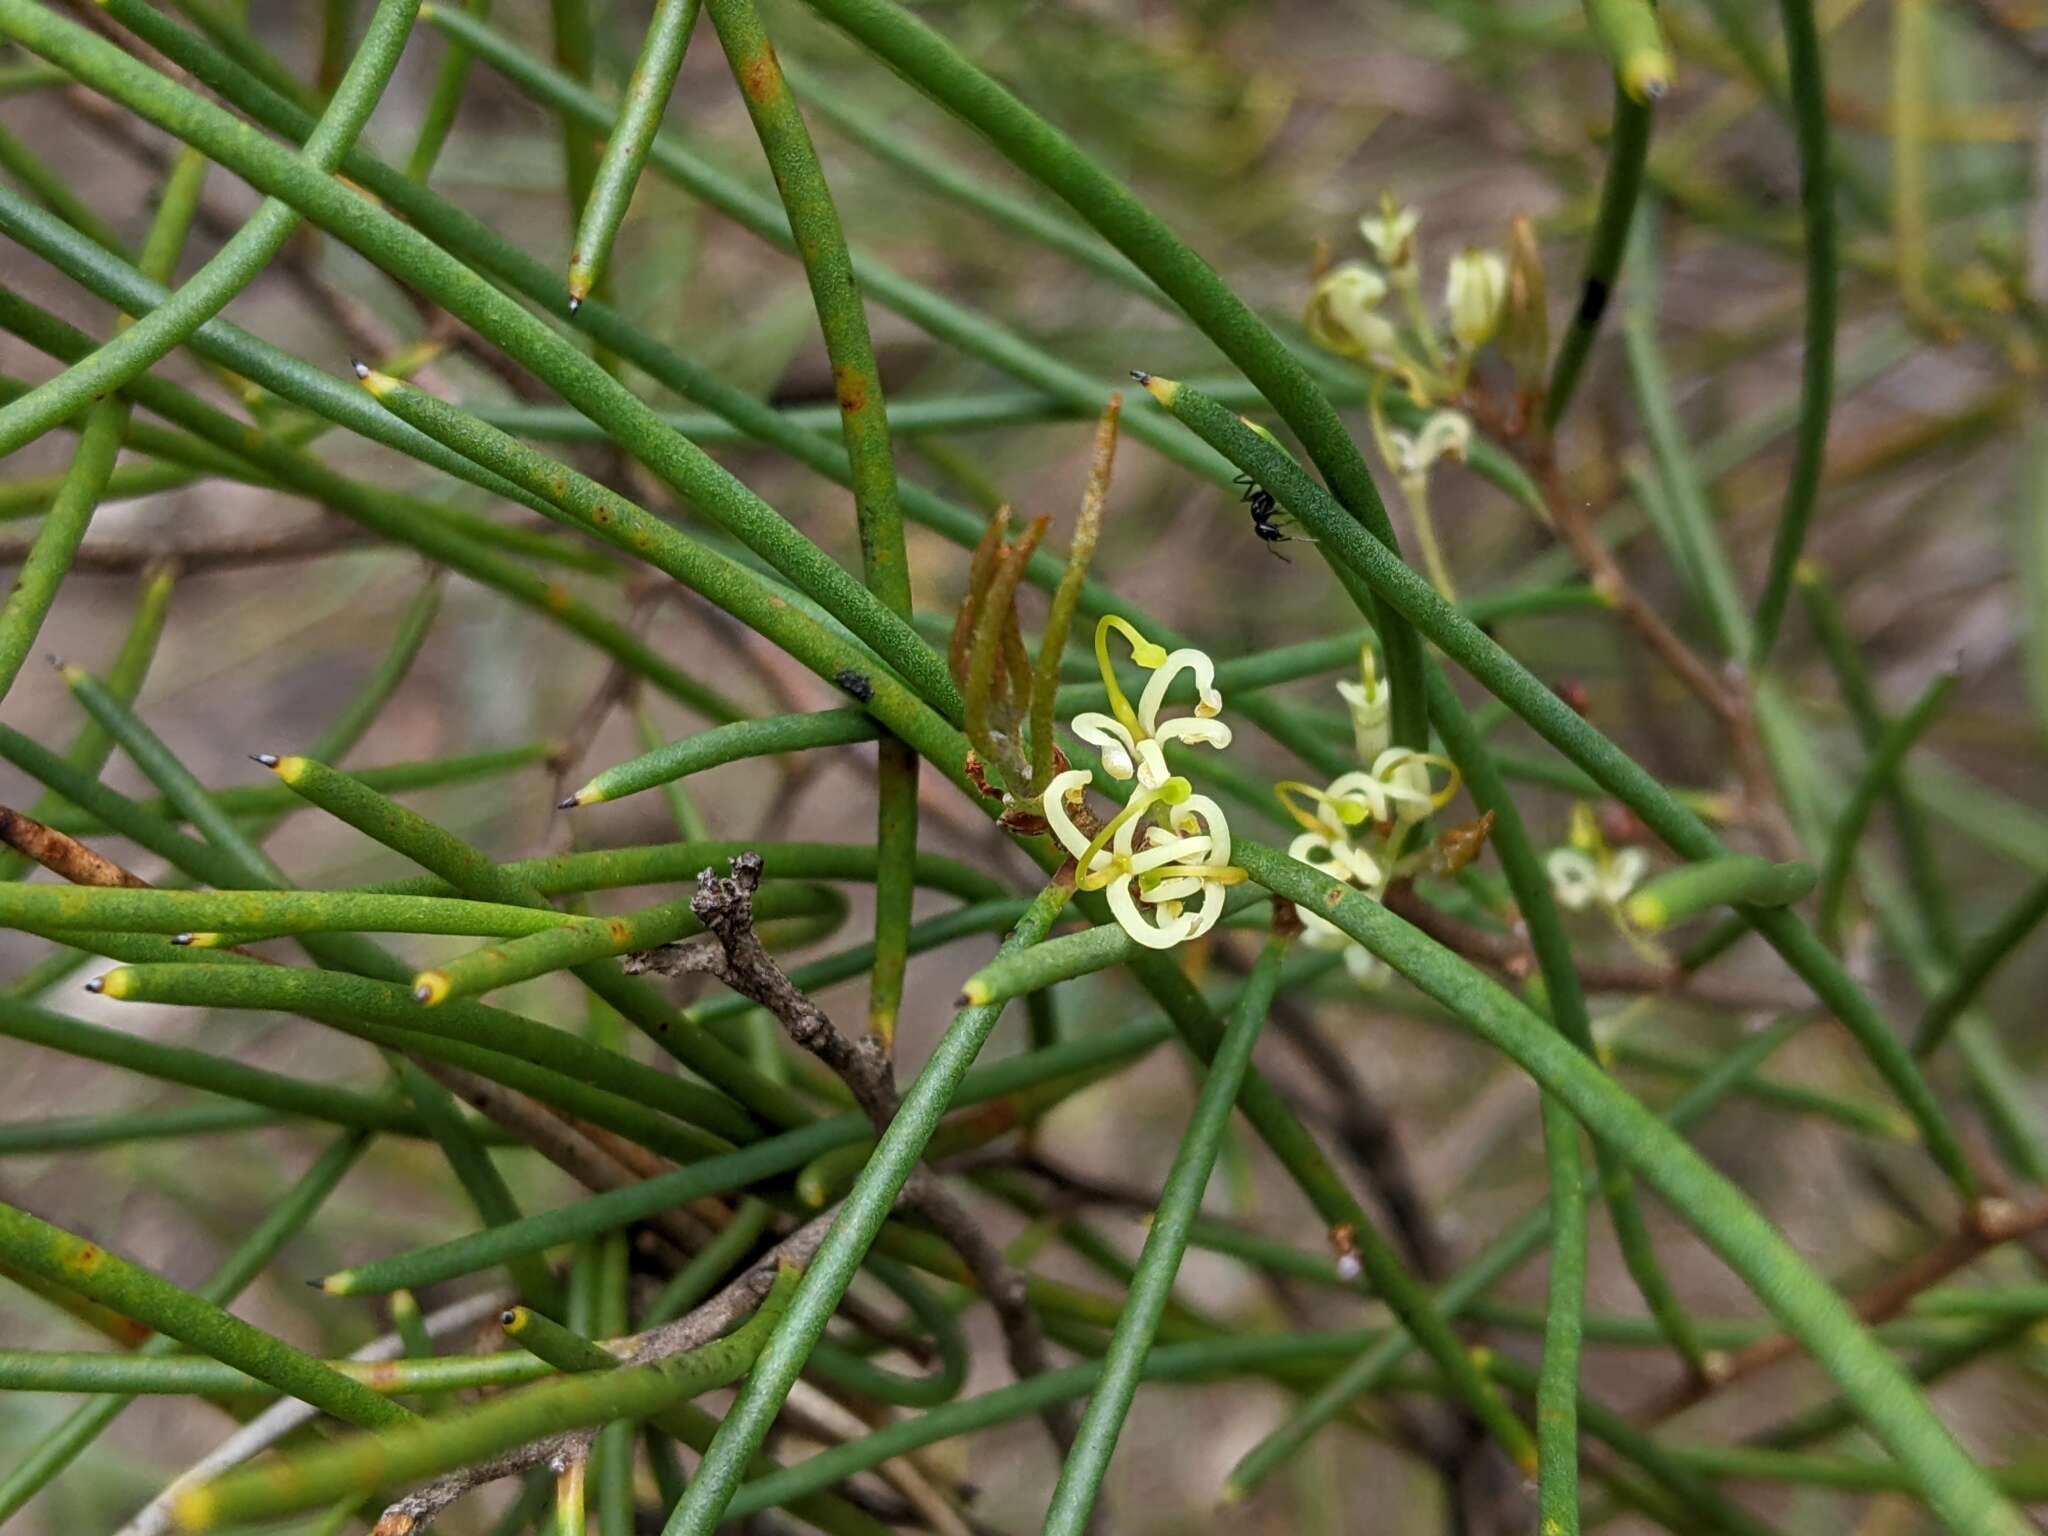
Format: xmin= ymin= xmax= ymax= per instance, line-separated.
xmin=0 ymin=1 xmax=2045 ymax=1536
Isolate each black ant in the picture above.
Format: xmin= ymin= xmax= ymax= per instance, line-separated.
xmin=1235 ymin=473 xmax=1311 ymax=561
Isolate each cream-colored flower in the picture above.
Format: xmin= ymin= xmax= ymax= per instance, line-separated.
xmin=1043 ymin=770 xmax=1241 ymax=951
xmin=1445 ymin=247 xmax=1508 ymax=351
xmin=1386 ymin=410 xmax=1471 ymax=482
xmin=1546 ymin=803 xmax=1651 ymax=915
xmin=1305 ymin=262 xmax=1399 ymax=362
xmin=1278 ymin=781 xmax=1395 ymax=991
xmin=1323 ymin=747 xmax=1463 ymax=828
xmin=1547 ymin=845 xmax=1649 ymax=912
xmin=1359 ymin=195 xmax=1421 ymax=272
xmin=1069 ymin=616 xmax=1230 ymax=791
xmin=1334 ymin=643 xmax=1391 ymax=763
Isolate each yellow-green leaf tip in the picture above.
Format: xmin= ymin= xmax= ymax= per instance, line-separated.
xmin=1621 ymin=50 xmax=1671 ymax=104
xmin=1130 ymin=369 xmax=1180 ymax=407
xmin=959 ymin=979 xmax=992 ymax=1009
xmin=412 ymin=971 xmax=452 ymax=1008
xmin=350 ymin=358 xmax=400 ymax=398
xmin=1622 ymin=893 xmax=1667 ymax=932
xmin=90 ymin=968 xmax=138 ymax=1000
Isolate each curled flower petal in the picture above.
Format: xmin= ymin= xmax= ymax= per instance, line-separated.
xmin=1608 ymin=847 xmax=1651 ymax=903
xmin=1547 ymin=848 xmax=1601 ymax=911
xmin=1152 ymin=716 xmax=1233 ymax=754
xmin=1171 ymin=794 xmax=1231 ymax=868
xmin=1128 ymin=833 xmax=1211 ymax=876
xmin=1042 ymin=769 xmax=1100 ymax=866
xmin=1185 ymin=882 xmax=1227 ymax=941
xmin=1140 ymin=648 xmax=1222 ymax=732
xmin=1070 ymin=712 xmax=1138 ymax=781
xmin=1107 ymin=876 xmax=1195 ymax=949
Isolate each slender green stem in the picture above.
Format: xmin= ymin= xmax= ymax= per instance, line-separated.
xmin=0 ymin=285 xmax=718 ymax=716
xmin=0 ymin=146 xmax=203 ymax=702
xmin=1915 ymin=871 xmax=2048 ymax=1057
xmin=413 ymin=884 xmax=840 ymax=1007
xmin=1042 ymin=937 xmax=1286 ymax=1536
xmin=777 ymin=0 xmax=1431 ymax=747
xmin=1534 ymin=1095 xmax=1587 ymax=1536
xmin=4 ymin=881 xmax=652 ymax=941
xmin=1621 ymin=209 xmax=1751 ymax=656
xmin=0 ymin=0 xmax=419 ymax=457
xmin=0 ymin=559 xmax=172 ymax=882
xmin=505 ymin=1305 xmax=892 ymax=1536
xmin=24 ymin=1 xmax=956 ymax=721
xmin=1749 ymin=0 xmax=1838 ymax=664
xmin=92 ymin=963 xmax=758 ymax=1148
xmin=0 ymin=1349 xmax=551 ymax=1395
xmin=406 ymin=0 xmax=490 ymax=178
xmin=567 ymin=710 xmax=878 ymax=807
xmin=1224 ymin=1012 xmax=1808 ymax=1495
xmin=0 ymin=995 xmax=427 ymax=1135
xmin=53 ymin=660 xmax=559 ymax=1307
xmin=658 ymin=883 xmax=1074 ymax=1536
xmin=1544 ymin=87 xmax=1650 ymax=430
xmin=0 ymin=1132 xmax=372 ymax=1520
xmin=1143 ymin=374 xmax=1976 ymax=1198
xmin=568 ymin=0 xmax=699 ymax=304
xmin=1234 ymin=838 xmax=2030 ymax=1536
xmin=0 ymin=117 xmax=122 ymax=248
xmin=357 ymin=368 xmax=969 ymax=780
xmin=0 ymin=1103 xmax=288 ymax=1156
xmin=0 ymin=181 xmax=609 ymax=531
xmin=181 ymin=1268 xmax=799 ymax=1531
xmin=706 ymin=0 xmax=918 ymax=1045
xmin=1817 ymin=669 xmax=1957 ymax=940
xmin=0 ymin=1198 xmax=411 ymax=1433
xmin=40 ymin=744 xmax=542 ymax=839
xmin=1625 ymin=856 xmax=1816 ymax=932
xmin=1796 ymin=570 xmax=2048 ymax=1177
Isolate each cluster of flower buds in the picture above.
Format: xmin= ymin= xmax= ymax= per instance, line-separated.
xmin=1305 ymin=191 xmax=1537 ymax=407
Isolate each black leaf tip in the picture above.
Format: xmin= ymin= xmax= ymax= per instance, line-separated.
xmin=83 ymin=977 xmax=103 ymax=994
xmin=172 ymin=933 xmax=194 ymax=947
xmin=556 ymin=795 xmax=579 ymax=811
xmin=1128 ymin=369 xmax=1152 ymax=385
xmin=250 ymin=753 xmax=280 ymax=768
xmin=349 ymin=357 xmax=369 ymax=380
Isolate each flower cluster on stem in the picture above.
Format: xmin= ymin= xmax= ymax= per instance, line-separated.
xmin=1274 ymin=647 xmax=1461 ymax=985
xmin=1044 ymin=617 xmax=1244 ymax=950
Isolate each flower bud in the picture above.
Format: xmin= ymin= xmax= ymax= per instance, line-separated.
xmin=1305 ymin=262 xmax=1397 ymax=362
xmin=1358 ymin=195 xmax=1420 ymax=273
xmin=1445 ymin=247 xmax=1509 ymax=352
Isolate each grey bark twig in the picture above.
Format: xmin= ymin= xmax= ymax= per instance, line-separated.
xmin=629 ymin=851 xmax=1082 ymax=1458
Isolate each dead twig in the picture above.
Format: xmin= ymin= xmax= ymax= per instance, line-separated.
xmin=1643 ymin=1191 xmax=2048 ymax=1423
xmin=630 ymin=852 xmax=1082 ymax=1459
xmin=0 ymin=804 xmax=149 ymax=887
